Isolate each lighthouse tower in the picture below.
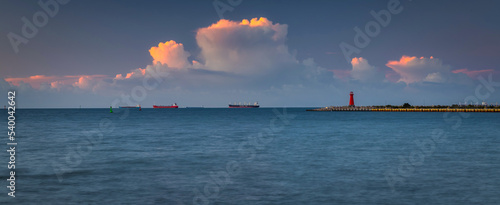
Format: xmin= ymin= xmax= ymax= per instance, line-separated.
xmin=349 ymin=91 xmax=355 ymax=107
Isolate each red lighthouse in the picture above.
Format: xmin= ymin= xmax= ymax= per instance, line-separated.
xmin=349 ymin=91 xmax=355 ymax=107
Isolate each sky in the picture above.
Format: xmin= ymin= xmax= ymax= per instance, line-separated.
xmin=1 ymin=0 xmax=500 ymax=108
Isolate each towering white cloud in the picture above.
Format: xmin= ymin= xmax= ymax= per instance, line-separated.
xmin=195 ymin=17 xmax=294 ymax=75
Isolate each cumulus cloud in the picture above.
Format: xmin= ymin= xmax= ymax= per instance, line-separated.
xmin=195 ymin=17 xmax=294 ymax=75
xmin=350 ymin=57 xmax=385 ymax=82
xmin=112 ymin=63 xmax=171 ymax=91
xmin=110 ymin=17 xmax=327 ymax=91
xmin=386 ymin=56 xmax=453 ymax=84
xmin=115 ymin=68 xmax=146 ymax=80
xmin=149 ymin=40 xmax=192 ymax=69
xmin=49 ymin=81 xmax=68 ymax=91
xmin=73 ymin=76 xmax=96 ymax=90
xmin=330 ymin=57 xmax=384 ymax=83
xmin=422 ymin=72 xmax=446 ymax=83
xmin=330 ymin=56 xmax=478 ymax=86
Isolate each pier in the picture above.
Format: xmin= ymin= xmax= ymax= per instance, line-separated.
xmin=309 ymin=91 xmax=500 ymax=112
xmin=307 ymin=107 xmax=500 ymax=112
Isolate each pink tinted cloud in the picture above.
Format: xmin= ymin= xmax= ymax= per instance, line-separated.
xmin=5 ymin=75 xmax=56 ymax=89
xmin=5 ymin=75 xmax=107 ymax=89
xmin=115 ymin=68 xmax=146 ymax=80
xmin=202 ymin=17 xmax=287 ymax=41
xmin=386 ymin=56 xmax=450 ymax=84
xmin=452 ymin=68 xmax=495 ymax=78
xmin=50 ymin=81 xmax=66 ymax=90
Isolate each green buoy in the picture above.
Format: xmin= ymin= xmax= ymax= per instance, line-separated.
xmin=110 ymin=106 xmax=113 ymax=113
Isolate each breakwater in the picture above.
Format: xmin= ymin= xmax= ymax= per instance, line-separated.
xmin=307 ymin=107 xmax=500 ymax=112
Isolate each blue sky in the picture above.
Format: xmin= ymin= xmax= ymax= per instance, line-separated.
xmin=1 ymin=0 xmax=499 ymax=108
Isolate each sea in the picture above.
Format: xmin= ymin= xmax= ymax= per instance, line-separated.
xmin=0 ymin=108 xmax=499 ymax=204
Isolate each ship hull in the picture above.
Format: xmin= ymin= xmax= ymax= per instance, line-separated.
xmin=228 ymin=105 xmax=259 ymax=108
xmin=119 ymin=106 xmax=141 ymax=109
xmin=153 ymin=105 xmax=178 ymax=108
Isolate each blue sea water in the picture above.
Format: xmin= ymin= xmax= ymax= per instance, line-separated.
xmin=0 ymin=108 xmax=499 ymax=204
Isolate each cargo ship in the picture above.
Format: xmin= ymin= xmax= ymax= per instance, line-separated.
xmin=229 ymin=102 xmax=259 ymax=108
xmin=153 ymin=103 xmax=178 ymax=108
xmin=119 ymin=105 xmax=141 ymax=109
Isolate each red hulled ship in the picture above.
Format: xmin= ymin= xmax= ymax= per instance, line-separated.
xmin=153 ymin=103 xmax=178 ymax=108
